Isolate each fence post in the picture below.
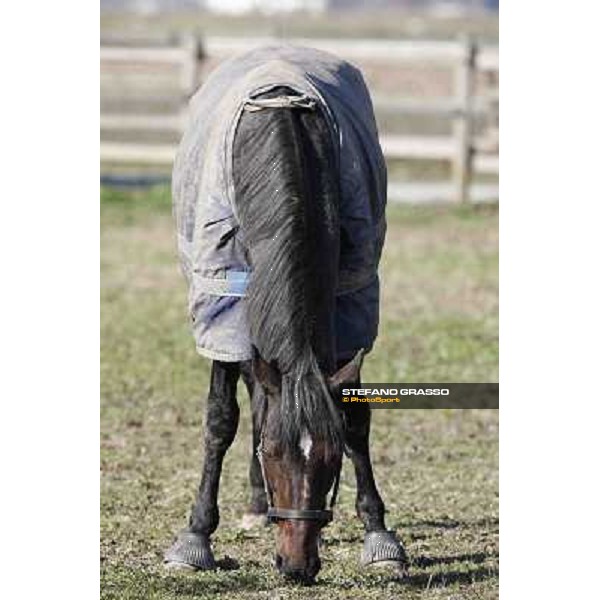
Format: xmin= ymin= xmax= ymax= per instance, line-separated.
xmin=179 ymin=33 xmax=201 ymax=99
xmin=178 ymin=33 xmax=203 ymax=133
xmin=452 ymin=36 xmax=477 ymax=204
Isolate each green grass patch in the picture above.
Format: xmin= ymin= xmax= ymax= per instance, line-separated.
xmin=101 ymin=189 xmax=498 ymax=599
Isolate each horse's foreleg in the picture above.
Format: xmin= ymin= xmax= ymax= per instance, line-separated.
xmin=189 ymin=360 xmax=241 ymax=534
xmin=164 ymin=360 xmax=240 ymax=570
xmin=343 ymin=401 xmax=408 ymax=572
xmin=344 ymin=402 xmax=386 ymax=531
xmin=240 ymin=361 xmax=268 ymax=528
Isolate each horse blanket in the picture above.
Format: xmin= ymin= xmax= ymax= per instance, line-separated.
xmin=172 ymin=45 xmax=387 ymax=363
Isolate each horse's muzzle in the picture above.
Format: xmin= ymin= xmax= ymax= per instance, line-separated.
xmin=275 ymin=553 xmax=321 ymax=584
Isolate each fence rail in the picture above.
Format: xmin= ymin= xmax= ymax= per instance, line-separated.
xmin=101 ymin=35 xmax=498 ymax=203
xmin=101 ymin=46 xmax=189 ymax=63
xmin=100 ymin=135 xmax=498 ymax=172
xmin=203 ymin=36 xmax=499 ymax=69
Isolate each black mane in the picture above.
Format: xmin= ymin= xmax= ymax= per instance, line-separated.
xmin=233 ymin=86 xmax=342 ymax=452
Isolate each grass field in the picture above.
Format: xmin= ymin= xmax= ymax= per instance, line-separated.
xmin=101 ymin=187 xmax=498 ymax=599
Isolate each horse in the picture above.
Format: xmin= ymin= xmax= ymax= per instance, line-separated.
xmin=164 ymin=45 xmax=407 ymax=584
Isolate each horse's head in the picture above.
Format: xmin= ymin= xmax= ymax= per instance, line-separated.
xmin=254 ymin=351 xmax=363 ymax=584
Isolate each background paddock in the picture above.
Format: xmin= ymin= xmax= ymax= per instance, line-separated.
xmin=101 ymin=5 xmax=498 ymax=598
xmin=100 ymin=9 xmax=498 ymax=204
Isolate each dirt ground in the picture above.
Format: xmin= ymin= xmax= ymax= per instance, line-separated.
xmin=101 ymin=189 xmax=498 ymax=599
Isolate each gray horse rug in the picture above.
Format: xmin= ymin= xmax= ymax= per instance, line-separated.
xmin=172 ymin=45 xmax=387 ymax=363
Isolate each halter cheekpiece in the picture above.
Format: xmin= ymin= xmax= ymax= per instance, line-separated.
xmin=256 ymin=428 xmax=341 ymax=525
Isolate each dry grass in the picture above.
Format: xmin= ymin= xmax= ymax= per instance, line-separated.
xmin=101 ymin=187 xmax=498 ymax=599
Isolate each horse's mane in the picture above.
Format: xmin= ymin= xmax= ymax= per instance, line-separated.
xmin=233 ymin=86 xmax=342 ymax=453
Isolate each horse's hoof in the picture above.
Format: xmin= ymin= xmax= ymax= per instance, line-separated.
xmin=164 ymin=530 xmax=216 ymax=570
xmin=370 ymin=559 xmax=409 ymax=578
xmin=163 ymin=561 xmax=198 ymax=572
xmin=361 ymin=530 xmax=408 ymax=574
xmin=239 ymin=512 xmax=268 ymax=530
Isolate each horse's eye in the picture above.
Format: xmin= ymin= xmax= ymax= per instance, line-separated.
xmin=261 ymin=439 xmax=284 ymax=460
xmin=260 ymin=439 xmax=275 ymax=454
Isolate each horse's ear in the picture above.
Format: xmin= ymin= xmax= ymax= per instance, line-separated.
xmin=252 ymin=350 xmax=281 ymax=395
xmin=328 ymin=349 xmax=365 ymax=388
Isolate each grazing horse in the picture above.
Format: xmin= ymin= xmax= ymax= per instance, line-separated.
xmin=165 ymin=45 xmax=407 ymax=584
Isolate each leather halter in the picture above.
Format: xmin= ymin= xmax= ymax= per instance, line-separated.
xmin=267 ymin=506 xmax=334 ymax=524
xmin=256 ymin=434 xmax=341 ymax=525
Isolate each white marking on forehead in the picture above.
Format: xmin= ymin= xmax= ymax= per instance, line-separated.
xmin=299 ymin=431 xmax=313 ymax=461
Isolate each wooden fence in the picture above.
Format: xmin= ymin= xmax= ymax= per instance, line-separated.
xmin=100 ymin=35 xmax=498 ymax=203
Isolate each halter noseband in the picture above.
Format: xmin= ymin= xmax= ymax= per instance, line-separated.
xmin=266 ymin=507 xmax=334 ymax=524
